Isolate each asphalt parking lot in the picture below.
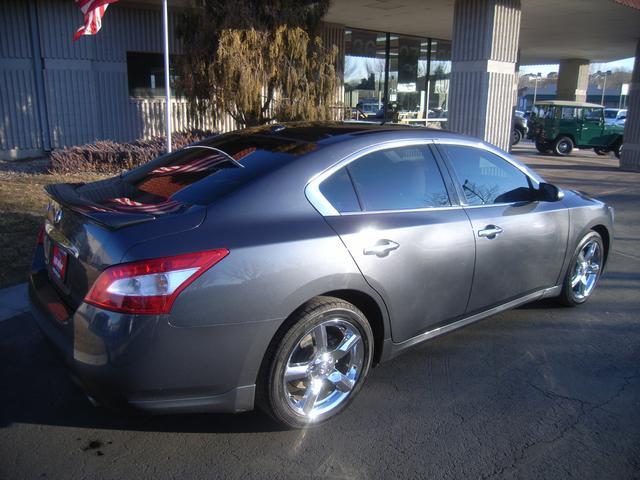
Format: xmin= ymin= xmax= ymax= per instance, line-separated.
xmin=1 ymin=142 xmax=639 ymax=480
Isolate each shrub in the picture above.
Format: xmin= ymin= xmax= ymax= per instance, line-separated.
xmin=50 ymin=130 xmax=217 ymax=174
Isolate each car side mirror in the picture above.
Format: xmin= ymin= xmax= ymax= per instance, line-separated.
xmin=536 ymin=182 xmax=564 ymax=202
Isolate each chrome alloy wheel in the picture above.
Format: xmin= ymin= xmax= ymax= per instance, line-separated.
xmin=571 ymin=239 xmax=602 ymax=300
xmin=282 ymin=318 xmax=364 ymax=420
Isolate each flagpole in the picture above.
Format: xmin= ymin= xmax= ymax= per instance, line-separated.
xmin=162 ymin=0 xmax=172 ymax=153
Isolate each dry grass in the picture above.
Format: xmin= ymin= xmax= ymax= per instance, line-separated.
xmin=0 ymin=171 xmax=109 ymax=288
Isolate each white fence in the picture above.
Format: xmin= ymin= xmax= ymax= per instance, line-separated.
xmin=129 ymin=98 xmax=240 ymax=138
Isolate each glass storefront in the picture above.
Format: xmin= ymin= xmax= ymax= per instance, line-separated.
xmin=427 ymin=39 xmax=452 ymax=119
xmin=388 ymin=34 xmax=429 ymax=121
xmin=344 ymin=28 xmax=451 ymax=124
xmin=344 ymin=29 xmax=387 ymax=119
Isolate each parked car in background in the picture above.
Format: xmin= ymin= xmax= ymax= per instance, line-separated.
xmin=511 ymin=111 xmax=529 ymax=146
xmin=30 ymin=123 xmax=613 ymax=429
xmin=604 ymin=108 xmax=627 ymax=126
xmin=355 ymin=100 xmax=383 ymax=119
xmin=529 ymin=100 xmax=624 ymax=157
xmin=348 ymin=106 xmax=368 ymax=120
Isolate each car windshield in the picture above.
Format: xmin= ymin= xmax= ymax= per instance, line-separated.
xmin=604 ymin=110 xmax=619 ymax=119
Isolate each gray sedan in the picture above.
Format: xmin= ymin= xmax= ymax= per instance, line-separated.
xmin=29 ymin=123 xmax=613 ymax=428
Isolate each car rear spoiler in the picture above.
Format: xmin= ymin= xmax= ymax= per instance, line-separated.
xmin=45 ymin=183 xmax=155 ymax=230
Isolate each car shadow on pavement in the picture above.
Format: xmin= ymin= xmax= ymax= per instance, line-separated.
xmin=0 ymin=313 xmax=285 ymax=434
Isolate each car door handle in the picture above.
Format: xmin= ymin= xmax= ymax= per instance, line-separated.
xmin=363 ymin=239 xmax=400 ymax=257
xmin=478 ymin=225 xmax=503 ymax=239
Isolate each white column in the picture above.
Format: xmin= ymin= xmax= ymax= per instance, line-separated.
xmin=621 ymin=39 xmax=640 ymax=171
xmin=448 ymin=0 xmax=521 ymax=152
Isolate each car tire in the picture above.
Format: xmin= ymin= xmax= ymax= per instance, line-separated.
xmin=535 ymin=141 xmax=550 ymax=153
xmin=558 ymin=231 xmax=604 ymax=307
xmin=594 ymin=147 xmax=608 ymax=156
xmin=614 ymin=142 xmax=623 ymax=159
xmin=552 ymin=136 xmax=574 ymax=156
xmin=257 ymin=296 xmax=374 ymax=429
xmin=511 ymin=128 xmax=522 ymax=146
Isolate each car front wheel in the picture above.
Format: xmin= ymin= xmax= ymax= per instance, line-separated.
xmin=258 ymin=297 xmax=374 ymax=429
xmin=559 ymin=231 xmax=604 ymax=307
xmin=553 ymin=136 xmax=574 ymax=156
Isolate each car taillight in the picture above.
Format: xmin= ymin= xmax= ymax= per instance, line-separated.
xmin=84 ymin=249 xmax=229 ymax=314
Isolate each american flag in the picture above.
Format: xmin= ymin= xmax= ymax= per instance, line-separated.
xmin=73 ymin=0 xmax=118 ymax=41
xmin=150 ymin=152 xmax=230 ymax=176
xmin=106 ymin=197 xmax=184 ymax=215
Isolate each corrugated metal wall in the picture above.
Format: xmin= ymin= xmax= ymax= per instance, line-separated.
xmin=36 ymin=0 xmax=199 ymax=149
xmin=0 ymin=0 xmax=212 ymax=159
xmin=0 ymin=0 xmax=43 ymax=155
xmin=0 ymin=1 xmax=346 ymax=159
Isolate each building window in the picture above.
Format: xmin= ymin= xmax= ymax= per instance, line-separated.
xmin=427 ymin=39 xmax=451 ymax=118
xmin=126 ymin=52 xmax=177 ymax=97
xmin=343 ymin=29 xmax=451 ymax=124
xmin=344 ymin=29 xmax=387 ymax=120
xmin=388 ymin=34 xmax=429 ymax=121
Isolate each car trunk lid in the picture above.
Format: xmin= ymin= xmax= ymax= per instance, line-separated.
xmin=42 ymin=177 xmax=208 ymax=310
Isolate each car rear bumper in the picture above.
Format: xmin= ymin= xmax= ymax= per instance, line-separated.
xmin=28 ymin=270 xmax=279 ymax=414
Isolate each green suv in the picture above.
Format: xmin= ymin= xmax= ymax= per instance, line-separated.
xmin=529 ymin=100 xmax=624 ymax=158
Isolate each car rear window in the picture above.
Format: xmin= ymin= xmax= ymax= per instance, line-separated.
xmin=106 ymin=133 xmax=314 ymax=208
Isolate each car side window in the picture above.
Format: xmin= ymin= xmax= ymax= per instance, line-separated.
xmin=441 ymin=145 xmax=532 ymax=206
xmin=583 ymin=108 xmax=603 ymax=123
xmin=345 ymin=145 xmax=451 ymax=211
xmin=319 ymin=167 xmax=361 ymax=213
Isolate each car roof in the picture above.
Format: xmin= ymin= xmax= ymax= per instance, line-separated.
xmin=231 ymin=121 xmax=463 ymax=145
xmin=534 ymin=100 xmax=603 ymax=108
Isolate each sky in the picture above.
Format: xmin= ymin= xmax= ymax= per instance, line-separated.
xmin=520 ymin=57 xmax=635 ymax=76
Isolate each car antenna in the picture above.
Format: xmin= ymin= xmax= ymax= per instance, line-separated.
xmin=182 ymin=145 xmax=245 ymax=168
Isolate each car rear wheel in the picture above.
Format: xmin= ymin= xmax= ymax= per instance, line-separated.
xmin=257 ymin=297 xmax=374 ymax=429
xmin=552 ymin=136 xmax=574 ymax=156
xmin=535 ymin=141 xmax=550 ymax=153
xmin=511 ymin=128 xmax=522 ymax=146
xmin=594 ymin=147 xmax=609 ymax=156
xmin=559 ymin=231 xmax=604 ymax=307
xmin=614 ymin=142 xmax=623 ymax=159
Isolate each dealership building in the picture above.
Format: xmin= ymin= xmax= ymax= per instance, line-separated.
xmin=1 ymin=0 xmax=639 ymax=170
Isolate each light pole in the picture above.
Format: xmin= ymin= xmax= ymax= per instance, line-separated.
xmin=599 ymin=70 xmax=612 ymax=106
xmin=532 ymin=72 xmax=541 ymax=106
xmin=162 ymin=0 xmax=172 ymax=153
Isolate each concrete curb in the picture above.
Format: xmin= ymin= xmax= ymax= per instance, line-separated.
xmin=0 ymin=283 xmax=29 ymax=321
